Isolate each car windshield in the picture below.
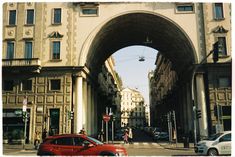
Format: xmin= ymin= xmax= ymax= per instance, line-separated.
xmin=206 ymin=133 xmax=223 ymax=141
xmin=87 ymin=136 xmax=103 ymax=145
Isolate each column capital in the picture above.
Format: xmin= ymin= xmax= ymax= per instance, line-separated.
xmin=72 ymin=66 xmax=90 ymax=79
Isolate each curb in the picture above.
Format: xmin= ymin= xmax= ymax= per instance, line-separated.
xmin=158 ymin=143 xmax=194 ymax=151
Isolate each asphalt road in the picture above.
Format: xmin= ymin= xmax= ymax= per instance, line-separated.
xmin=3 ymin=129 xmax=196 ymax=156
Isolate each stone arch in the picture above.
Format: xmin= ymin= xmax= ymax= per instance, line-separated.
xmin=79 ymin=11 xmax=198 ymax=76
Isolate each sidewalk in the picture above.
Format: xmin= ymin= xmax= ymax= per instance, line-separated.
xmin=158 ymin=142 xmax=195 ymax=150
xmin=3 ymin=143 xmax=37 ymax=152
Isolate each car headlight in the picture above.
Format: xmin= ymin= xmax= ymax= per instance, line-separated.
xmin=197 ymin=142 xmax=206 ymax=146
xmin=115 ymin=149 xmax=126 ymax=156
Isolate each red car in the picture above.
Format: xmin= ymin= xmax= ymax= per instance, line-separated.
xmin=37 ymin=134 xmax=127 ymax=156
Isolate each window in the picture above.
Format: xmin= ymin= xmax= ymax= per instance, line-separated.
xmin=53 ymin=8 xmax=61 ymax=24
xmin=74 ymin=137 xmax=91 ymax=146
xmin=26 ymin=9 xmax=34 ymax=25
xmin=214 ymin=3 xmax=224 ymax=20
xmin=21 ymin=80 xmax=32 ymax=91
xmin=218 ymin=37 xmax=227 ymax=56
xmin=53 ymin=137 xmax=73 ymax=145
xmin=3 ymin=80 xmax=14 ymax=91
xmin=25 ymin=41 xmax=33 ymax=58
xmin=220 ymin=133 xmax=231 ymax=142
xmin=52 ymin=41 xmax=60 ymax=60
xmin=82 ymin=8 xmax=98 ymax=14
xmin=50 ymin=79 xmax=61 ymax=91
xmin=81 ymin=7 xmax=98 ymax=16
xmin=177 ymin=5 xmax=193 ymax=11
xmin=176 ymin=4 xmax=194 ymax=13
xmin=9 ymin=10 xmax=16 ymax=25
xmin=7 ymin=41 xmax=14 ymax=59
xmin=218 ymin=77 xmax=231 ymax=88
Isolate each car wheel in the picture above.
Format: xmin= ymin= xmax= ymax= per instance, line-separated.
xmin=99 ymin=151 xmax=115 ymax=156
xmin=207 ymin=148 xmax=218 ymax=156
xmin=40 ymin=152 xmax=55 ymax=156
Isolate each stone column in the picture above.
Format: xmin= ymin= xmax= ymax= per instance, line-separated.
xmin=83 ymin=80 xmax=88 ymax=132
xmin=195 ymin=73 xmax=208 ymax=137
xmin=91 ymin=86 xmax=95 ymax=135
xmin=74 ymin=76 xmax=83 ymax=133
xmin=87 ymin=83 xmax=91 ymax=135
xmin=94 ymin=88 xmax=98 ymax=135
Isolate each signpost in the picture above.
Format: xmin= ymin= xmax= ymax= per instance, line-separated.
xmin=23 ymin=97 xmax=27 ymax=149
xmin=103 ymin=112 xmax=110 ymax=143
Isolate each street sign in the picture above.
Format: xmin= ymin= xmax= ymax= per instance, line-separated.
xmin=23 ymin=105 xmax=27 ymax=112
xmin=103 ymin=114 xmax=110 ymax=122
xmin=23 ymin=98 xmax=27 ymax=112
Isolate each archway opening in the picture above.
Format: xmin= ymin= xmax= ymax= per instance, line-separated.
xmin=85 ymin=12 xmax=196 ymax=138
xmin=86 ymin=12 xmax=196 ymax=77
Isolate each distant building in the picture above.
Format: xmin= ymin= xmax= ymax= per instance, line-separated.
xmin=120 ymin=88 xmax=147 ymax=128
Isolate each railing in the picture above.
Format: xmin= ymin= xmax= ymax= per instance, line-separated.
xmin=2 ymin=58 xmax=41 ymax=67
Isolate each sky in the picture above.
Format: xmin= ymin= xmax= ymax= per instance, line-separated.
xmin=112 ymin=46 xmax=158 ymax=105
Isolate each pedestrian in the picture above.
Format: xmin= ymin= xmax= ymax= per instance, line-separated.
xmin=128 ymin=128 xmax=133 ymax=144
xmin=79 ymin=128 xmax=86 ymax=135
xmin=42 ymin=128 xmax=47 ymax=141
xmin=123 ymin=130 xmax=129 ymax=144
xmin=98 ymin=129 xmax=104 ymax=142
xmin=34 ymin=131 xmax=40 ymax=149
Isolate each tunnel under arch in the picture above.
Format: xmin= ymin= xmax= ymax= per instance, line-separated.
xmin=85 ymin=12 xmax=197 ymax=76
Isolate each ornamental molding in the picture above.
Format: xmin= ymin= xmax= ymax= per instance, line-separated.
xmin=48 ymin=31 xmax=64 ymax=38
xmin=213 ymin=26 xmax=228 ymax=33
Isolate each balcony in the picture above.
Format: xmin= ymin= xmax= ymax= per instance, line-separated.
xmin=2 ymin=58 xmax=41 ymax=73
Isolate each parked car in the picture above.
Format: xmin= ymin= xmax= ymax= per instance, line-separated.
xmin=153 ymin=132 xmax=169 ymax=141
xmin=37 ymin=134 xmax=127 ymax=156
xmin=195 ymin=131 xmax=231 ymax=156
xmin=114 ymin=129 xmax=124 ymax=140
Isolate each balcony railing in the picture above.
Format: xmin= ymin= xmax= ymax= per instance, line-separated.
xmin=2 ymin=58 xmax=41 ymax=67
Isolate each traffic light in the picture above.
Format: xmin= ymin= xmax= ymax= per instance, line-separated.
xmin=70 ymin=111 xmax=74 ymax=120
xmin=196 ymin=109 xmax=202 ymax=119
xmin=111 ymin=115 xmax=116 ymax=121
xmin=22 ymin=111 xmax=28 ymax=122
xmin=213 ymin=41 xmax=223 ymax=63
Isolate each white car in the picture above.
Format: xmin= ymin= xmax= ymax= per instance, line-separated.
xmin=195 ymin=131 xmax=231 ymax=156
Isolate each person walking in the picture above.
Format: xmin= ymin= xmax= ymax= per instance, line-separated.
xmin=123 ymin=130 xmax=129 ymax=144
xmin=42 ymin=128 xmax=47 ymax=141
xmin=34 ymin=131 xmax=40 ymax=149
xmin=128 ymin=128 xmax=133 ymax=144
xmin=79 ymin=128 xmax=86 ymax=135
xmin=98 ymin=130 xmax=104 ymax=142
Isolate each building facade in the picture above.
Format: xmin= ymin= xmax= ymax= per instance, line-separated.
xmin=2 ymin=2 xmax=121 ymax=143
xmin=2 ymin=2 xmax=231 ymax=143
xmin=120 ymin=88 xmax=147 ymax=128
xmin=149 ymin=3 xmax=231 ymax=138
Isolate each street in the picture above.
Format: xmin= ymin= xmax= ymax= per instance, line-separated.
xmin=3 ymin=129 xmax=196 ymax=156
xmin=3 ymin=142 xmax=196 ymax=156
